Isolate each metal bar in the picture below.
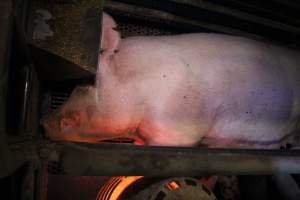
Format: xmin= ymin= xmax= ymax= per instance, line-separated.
xmin=18 ymin=65 xmax=30 ymax=135
xmin=35 ymin=161 xmax=48 ymax=200
xmin=8 ymin=138 xmax=50 ymax=200
xmin=0 ymin=0 xmax=14 ymax=178
xmin=110 ymin=0 xmax=300 ymax=48
xmin=7 ymin=139 xmax=300 ymax=176
xmin=9 ymin=140 xmax=40 ymax=175
xmin=169 ymin=0 xmax=300 ymax=33
xmin=272 ymin=0 xmax=300 ymax=9
xmin=21 ymin=162 xmax=35 ymax=200
xmin=213 ymin=0 xmax=300 ymax=26
xmin=104 ymin=1 xmax=262 ymax=39
xmin=58 ymin=143 xmax=300 ymax=176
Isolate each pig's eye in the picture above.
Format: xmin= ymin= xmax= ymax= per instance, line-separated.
xmin=60 ymin=118 xmax=76 ymax=132
xmin=100 ymin=48 xmax=106 ymax=54
xmin=112 ymin=26 xmax=119 ymax=32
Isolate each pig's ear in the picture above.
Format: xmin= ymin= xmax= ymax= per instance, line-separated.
xmin=101 ymin=12 xmax=121 ymax=58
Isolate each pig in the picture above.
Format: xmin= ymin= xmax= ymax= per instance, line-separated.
xmin=41 ymin=12 xmax=300 ymax=148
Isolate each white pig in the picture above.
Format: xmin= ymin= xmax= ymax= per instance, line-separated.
xmin=41 ymin=13 xmax=300 ymax=148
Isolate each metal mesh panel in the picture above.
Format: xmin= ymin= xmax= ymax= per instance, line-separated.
xmin=118 ymin=22 xmax=174 ymax=37
xmin=50 ymin=92 xmax=70 ymax=111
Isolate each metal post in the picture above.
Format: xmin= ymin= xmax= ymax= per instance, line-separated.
xmin=0 ymin=0 xmax=13 ymax=178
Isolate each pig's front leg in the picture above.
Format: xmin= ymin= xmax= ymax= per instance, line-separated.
xmin=138 ymin=119 xmax=203 ymax=147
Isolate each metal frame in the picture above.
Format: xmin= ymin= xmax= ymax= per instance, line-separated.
xmin=8 ymin=141 xmax=300 ymax=176
xmin=47 ymin=142 xmax=300 ymax=176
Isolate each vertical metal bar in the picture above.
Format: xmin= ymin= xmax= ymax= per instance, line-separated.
xmin=21 ymin=162 xmax=35 ymax=200
xmin=18 ymin=65 xmax=30 ymax=135
xmin=0 ymin=0 xmax=13 ymax=178
xmin=35 ymin=161 xmax=48 ymax=200
xmin=14 ymin=0 xmax=39 ymax=136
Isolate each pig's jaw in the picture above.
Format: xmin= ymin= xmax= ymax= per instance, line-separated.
xmin=44 ymin=118 xmax=142 ymax=144
xmin=46 ymin=129 xmax=143 ymax=144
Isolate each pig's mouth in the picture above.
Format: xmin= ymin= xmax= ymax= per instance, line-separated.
xmin=44 ymin=133 xmax=142 ymax=145
xmin=97 ymin=137 xmax=135 ymax=144
xmin=44 ymin=129 xmax=146 ymax=145
xmin=97 ymin=136 xmax=145 ymax=145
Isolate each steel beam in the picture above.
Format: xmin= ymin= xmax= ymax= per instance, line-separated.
xmin=58 ymin=143 xmax=300 ymax=176
xmin=8 ymin=140 xmax=300 ymax=176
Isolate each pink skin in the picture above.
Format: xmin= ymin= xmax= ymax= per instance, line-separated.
xmin=41 ymin=12 xmax=300 ymax=148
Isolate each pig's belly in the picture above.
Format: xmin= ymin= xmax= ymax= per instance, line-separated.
xmin=203 ymin=119 xmax=299 ymax=148
xmin=139 ymin=118 xmax=299 ymax=148
xmin=139 ymin=116 xmax=299 ymax=148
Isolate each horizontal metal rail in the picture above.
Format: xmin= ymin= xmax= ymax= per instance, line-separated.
xmin=57 ymin=143 xmax=300 ymax=176
xmin=7 ymin=140 xmax=300 ymax=176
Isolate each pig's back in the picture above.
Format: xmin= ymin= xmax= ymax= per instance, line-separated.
xmin=115 ymin=33 xmax=300 ymax=146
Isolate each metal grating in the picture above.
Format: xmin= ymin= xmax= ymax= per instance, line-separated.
xmin=106 ymin=0 xmax=300 ymax=48
xmin=49 ymin=91 xmax=70 ymax=111
xmin=40 ymin=90 xmax=70 ymax=121
xmin=118 ymin=21 xmax=174 ymax=37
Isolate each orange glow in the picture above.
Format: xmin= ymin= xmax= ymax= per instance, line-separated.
xmin=166 ymin=181 xmax=181 ymax=190
xmin=96 ymin=176 xmax=144 ymax=200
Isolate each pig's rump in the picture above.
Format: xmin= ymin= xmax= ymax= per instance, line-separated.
xmin=112 ymin=33 xmax=300 ymax=147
